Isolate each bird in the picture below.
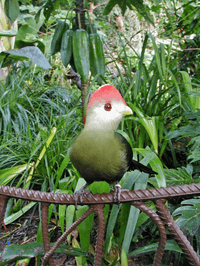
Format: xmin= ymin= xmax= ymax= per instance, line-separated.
xmin=69 ymin=84 xmax=157 ymax=205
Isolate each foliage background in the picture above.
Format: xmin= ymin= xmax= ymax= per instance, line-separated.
xmin=0 ymin=0 xmax=200 ymax=265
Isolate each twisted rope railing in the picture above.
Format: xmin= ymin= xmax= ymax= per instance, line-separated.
xmin=0 ymin=183 xmax=200 ymax=266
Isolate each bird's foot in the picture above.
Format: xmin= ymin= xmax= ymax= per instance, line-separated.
xmin=74 ymin=184 xmax=92 ymax=209
xmin=113 ymin=184 xmax=128 ymax=206
xmin=113 ymin=183 xmax=122 ymax=206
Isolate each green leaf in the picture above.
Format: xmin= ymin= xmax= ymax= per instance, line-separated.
xmin=173 ymin=199 xmax=200 ymax=236
xmin=121 ymin=249 xmax=128 ymax=266
xmin=35 ymin=127 xmax=57 ymax=168
xmin=166 ymin=68 xmax=182 ymax=107
xmin=59 ymin=204 xmax=66 ymax=234
xmin=128 ymin=239 xmax=182 ymax=257
xmin=117 ymin=129 xmax=133 ymax=149
xmin=15 ymin=258 xmax=31 ymax=265
xmin=122 ymin=173 xmax=148 ymax=254
xmin=118 ymin=0 xmax=132 ymax=15
xmin=119 ymin=202 xmax=131 ymax=246
xmin=130 ymin=104 xmax=159 ymax=153
xmin=4 ymin=202 xmax=37 ymax=225
xmin=0 ymin=30 xmax=17 ymax=37
xmin=48 ymin=204 xmax=54 ymax=224
xmin=89 ymin=181 xmax=110 ymax=194
xmin=104 ymin=0 xmax=119 ymax=15
xmin=103 ymin=204 xmax=110 ymax=227
xmin=137 ymin=147 xmax=166 ymax=188
xmin=36 ymin=221 xmax=43 ymax=243
xmin=75 ymin=178 xmax=86 ymax=192
xmin=76 ymin=206 xmax=94 ymax=251
xmin=3 ymin=46 xmax=51 ymax=69
xmin=66 ymin=205 xmax=75 ymax=244
xmin=0 ymin=163 xmax=32 ymax=186
xmin=188 ymin=143 xmax=200 ymax=163
xmin=4 ymin=0 xmax=19 ymax=23
xmin=148 ymin=33 xmax=163 ymax=79
xmin=55 ymin=154 xmax=70 ymax=190
xmin=105 ymin=170 xmax=148 ymax=255
xmin=104 ymin=204 xmax=120 ymax=255
xmin=180 ymin=71 xmax=200 ymax=111
xmin=119 ymin=172 xmax=142 ymax=245
xmin=103 ymin=0 xmax=154 ymax=23
xmin=120 ymin=170 xmax=140 ymax=189
xmin=1 ymin=242 xmax=87 ymax=265
xmin=129 ymin=0 xmax=154 ymax=25
xmin=164 ymin=166 xmax=193 ymax=186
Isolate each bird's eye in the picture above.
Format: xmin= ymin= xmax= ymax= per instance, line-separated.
xmin=104 ymin=103 xmax=112 ymax=111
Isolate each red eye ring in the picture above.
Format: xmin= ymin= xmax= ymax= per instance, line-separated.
xmin=104 ymin=103 xmax=112 ymax=111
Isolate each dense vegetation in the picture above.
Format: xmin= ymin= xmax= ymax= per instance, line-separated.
xmin=0 ymin=0 xmax=200 ymax=265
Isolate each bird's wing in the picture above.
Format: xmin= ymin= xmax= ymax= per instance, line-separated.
xmin=115 ymin=132 xmax=157 ymax=175
xmin=115 ymin=131 xmax=133 ymax=167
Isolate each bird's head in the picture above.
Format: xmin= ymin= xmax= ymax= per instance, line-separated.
xmin=84 ymin=84 xmax=133 ymax=132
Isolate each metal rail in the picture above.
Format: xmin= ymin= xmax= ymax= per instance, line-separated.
xmin=0 ymin=183 xmax=200 ymax=266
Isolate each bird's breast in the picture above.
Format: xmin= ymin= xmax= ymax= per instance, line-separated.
xmin=69 ymin=130 xmax=128 ymax=183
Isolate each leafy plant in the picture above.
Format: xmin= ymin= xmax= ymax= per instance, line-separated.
xmin=104 ymin=0 xmax=154 ymax=24
xmin=172 ymin=198 xmax=200 ymax=261
xmin=1 ymin=0 xmax=200 ymax=265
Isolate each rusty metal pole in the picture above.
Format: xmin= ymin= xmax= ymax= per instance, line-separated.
xmin=2 ymin=183 xmax=200 ymax=205
xmin=41 ymin=202 xmax=55 ymax=266
xmin=93 ymin=204 xmax=105 ymax=266
xmin=0 ymin=195 xmax=8 ymax=224
xmin=0 ymin=195 xmax=8 ymax=232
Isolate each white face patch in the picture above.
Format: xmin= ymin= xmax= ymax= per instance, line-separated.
xmin=85 ymin=100 xmax=132 ymax=132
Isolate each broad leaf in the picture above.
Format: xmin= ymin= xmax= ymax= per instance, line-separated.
xmin=4 ymin=0 xmax=19 ymax=23
xmin=128 ymin=239 xmax=182 ymax=256
xmin=104 ymin=0 xmax=119 ymax=15
xmin=0 ymin=30 xmax=17 ymax=37
xmin=4 ymin=46 xmax=51 ymax=69
xmin=164 ymin=166 xmax=194 ymax=186
xmin=1 ymin=242 xmax=86 ymax=265
xmin=89 ymin=181 xmax=110 ymax=194
xmin=173 ymin=199 xmax=200 ymax=236
xmin=118 ymin=0 xmax=132 ymax=15
xmin=136 ymin=147 xmax=166 ymax=188
xmin=129 ymin=0 xmax=154 ymax=24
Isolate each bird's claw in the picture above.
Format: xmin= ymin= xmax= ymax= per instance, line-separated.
xmin=113 ymin=183 xmax=122 ymax=206
xmin=113 ymin=184 xmax=129 ymax=207
xmin=74 ymin=187 xmax=92 ymax=209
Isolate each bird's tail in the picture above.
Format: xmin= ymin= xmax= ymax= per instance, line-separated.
xmin=131 ymin=159 xmax=157 ymax=175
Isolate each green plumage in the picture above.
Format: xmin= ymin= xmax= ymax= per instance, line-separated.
xmin=69 ymin=130 xmax=131 ymax=184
